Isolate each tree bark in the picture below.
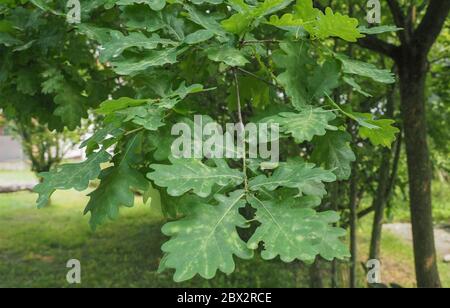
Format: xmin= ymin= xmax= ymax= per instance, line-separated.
xmin=368 ymin=149 xmax=391 ymax=261
xmin=397 ymin=47 xmax=441 ymax=288
xmin=349 ymin=161 xmax=358 ymax=288
xmin=330 ymin=182 xmax=340 ymax=288
xmin=309 ymin=258 xmax=324 ymax=288
xmin=369 ymin=85 xmax=397 ymax=262
xmin=357 ymin=0 xmax=450 ymax=289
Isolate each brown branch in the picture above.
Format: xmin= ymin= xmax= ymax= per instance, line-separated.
xmin=341 ymin=206 xmax=375 ymax=230
xmin=357 ymin=36 xmax=399 ymax=59
xmin=385 ymin=130 xmax=402 ymax=200
xmin=387 ymin=0 xmax=406 ymax=29
xmin=241 ymin=39 xmax=280 ymax=45
xmin=413 ymin=0 xmax=450 ymax=55
xmin=236 ymin=67 xmax=282 ymax=91
xmin=233 ymin=68 xmax=249 ymax=191
xmin=386 ymin=0 xmax=410 ymax=44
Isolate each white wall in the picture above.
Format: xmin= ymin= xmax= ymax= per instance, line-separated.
xmin=0 ymin=136 xmax=24 ymax=162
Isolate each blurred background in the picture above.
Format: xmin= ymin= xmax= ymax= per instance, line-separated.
xmin=0 ymin=0 xmax=448 ymax=288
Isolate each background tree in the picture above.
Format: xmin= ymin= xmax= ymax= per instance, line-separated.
xmin=356 ymin=0 xmax=450 ymax=288
xmin=10 ymin=119 xmax=85 ymax=174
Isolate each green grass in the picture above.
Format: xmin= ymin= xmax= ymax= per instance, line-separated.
xmin=357 ymin=215 xmax=450 ymax=288
xmin=0 ymin=170 xmax=37 ymax=186
xmin=389 ymin=180 xmax=450 ymax=223
xmin=0 ymin=190 xmax=311 ymax=288
xmin=0 ymin=170 xmax=448 ymax=288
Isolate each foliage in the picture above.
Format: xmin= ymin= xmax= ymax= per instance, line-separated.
xmin=0 ymin=0 xmax=400 ymax=282
xmin=0 ymin=0 xmax=116 ymax=130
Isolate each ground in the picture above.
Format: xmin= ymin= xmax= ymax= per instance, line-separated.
xmin=0 ymin=170 xmax=448 ymax=288
xmin=384 ymin=223 xmax=450 ymax=257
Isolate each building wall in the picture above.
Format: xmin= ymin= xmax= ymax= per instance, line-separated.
xmin=0 ymin=135 xmax=24 ymax=162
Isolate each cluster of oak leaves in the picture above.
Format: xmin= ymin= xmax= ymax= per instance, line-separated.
xmin=32 ymin=0 xmax=399 ymax=282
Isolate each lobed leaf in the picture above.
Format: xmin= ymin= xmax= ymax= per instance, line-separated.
xmin=148 ymin=158 xmax=245 ymax=198
xmin=159 ymin=190 xmax=253 ymax=282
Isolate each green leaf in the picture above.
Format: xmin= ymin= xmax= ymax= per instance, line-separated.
xmin=267 ymin=13 xmax=304 ymax=29
xmin=0 ymin=33 xmax=22 ymax=47
xmin=336 ymin=54 xmax=396 ymax=84
xmin=311 ymin=130 xmax=356 ymax=180
xmin=314 ymin=8 xmax=364 ymax=42
xmin=293 ymin=0 xmax=364 ymax=42
xmin=84 ymin=134 xmax=148 ymax=229
xmin=249 ymin=160 xmax=336 ymax=197
xmin=53 ymin=85 xmax=88 ymax=130
xmin=314 ymin=220 xmax=350 ymax=261
xmin=34 ymin=150 xmax=111 ymax=208
xmin=273 ymin=43 xmax=339 ymax=108
xmin=308 ymin=59 xmax=341 ymax=100
xmin=168 ymin=82 xmax=205 ymax=100
xmin=207 ymin=46 xmax=249 ymax=67
xmin=355 ymin=113 xmax=400 ymax=148
xmin=98 ymin=31 xmax=178 ymax=62
xmin=159 ymin=190 xmax=253 ymax=282
xmin=119 ymin=5 xmax=165 ymax=30
xmin=184 ymin=5 xmax=228 ymax=38
xmin=97 ymin=97 xmax=149 ymax=115
xmin=148 ymin=0 xmax=166 ymax=11
xmin=78 ymin=24 xmax=178 ymax=61
xmin=221 ymin=13 xmax=253 ymax=35
xmin=222 ymin=0 xmax=293 ymax=35
xmin=294 ymin=0 xmax=321 ymax=22
xmin=358 ymin=25 xmax=402 ymax=35
xmin=148 ymin=158 xmax=244 ymax=198
xmin=263 ymin=107 xmax=337 ymax=143
xmin=253 ymin=0 xmax=293 ymax=17
xmin=343 ymin=76 xmax=372 ymax=97
xmin=228 ymin=73 xmax=270 ymax=111
xmin=116 ymin=0 xmax=166 ymax=11
xmin=117 ymin=104 xmax=166 ymax=131
xmin=247 ymin=195 xmax=349 ymax=262
xmin=184 ymin=29 xmax=215 ymax=45
xmin=111 ymin=48 xmax=180 ymax=75
xmin=80 ymin=122 xmax=123 ymax=154
xmin=273 ymin=41 xmax=313 ymax=108
xmin=30 ymin=0 xmax=64 ymax=16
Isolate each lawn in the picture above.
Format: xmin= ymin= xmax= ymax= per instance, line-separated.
xmin=0 ymin=189 xmax=310 ymax=288
xmin=389 ymin=180 xmax=450 ymax=223
xmin=0 ymin=171 xmax=448 ymax=288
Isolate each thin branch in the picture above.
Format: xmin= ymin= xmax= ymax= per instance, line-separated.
xmin=236 ymin=67 xmax=282 ymax=91
xmin=242 ymin=39 xmax=281 ymax=45
xmin=124 ymin=126 xmax=144 ymax=136
xmin=233 ymin=68 xmax=249 ymax=192
xmin=385 ymin=129 xmax=403 ymax=200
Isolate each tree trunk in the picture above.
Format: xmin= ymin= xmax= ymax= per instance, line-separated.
xmin=397 ymin=48 xmax=441 ymax=288
xmin=309 ymin=258 xmax=324 ymax=288
xmin=369 ymin=85 xmax=396 ymax=262
xmin=349 ymin=162 xmax=358 ymax=288
xmin=368 ymin=149 xmax=391 ymax=261
xmin=330 ymin=182 xmax=340 ymax=288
